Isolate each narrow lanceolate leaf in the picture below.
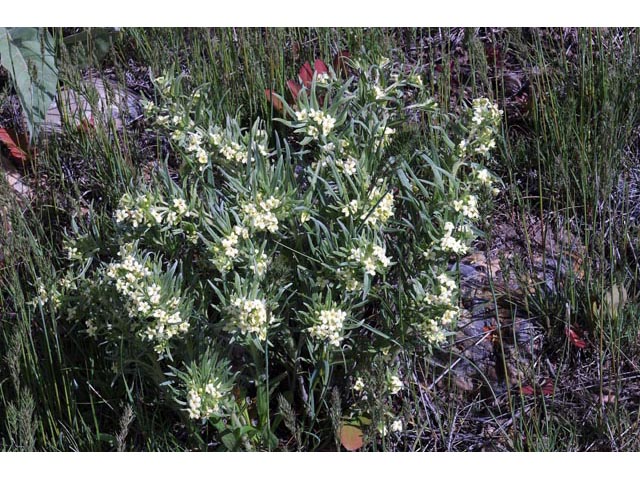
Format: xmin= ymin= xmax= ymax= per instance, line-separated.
xmin=0 ymin=27 xmax=58 ymax=139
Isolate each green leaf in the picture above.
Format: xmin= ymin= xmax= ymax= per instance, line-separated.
xmin=0 ymin=27 xmax=58 ymax=139
xmin=221 ymin=432 xmax=239 ymax=451
xmin=63 ymin=28 xmax=120 ymax=66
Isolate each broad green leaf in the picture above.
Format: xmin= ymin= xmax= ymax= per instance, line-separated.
xmin=63 ymin=28 xmax=121 ymax=66
xmin=592 ymin=283 xmax=628 ymax=320
xmin=0 ymin=27 xmax=58 ymax=139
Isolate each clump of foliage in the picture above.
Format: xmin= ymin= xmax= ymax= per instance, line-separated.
xmin=36 ymin=54 xmax=502 ymax=450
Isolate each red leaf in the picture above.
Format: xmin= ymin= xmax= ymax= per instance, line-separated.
xmin=299 ymin=61 xmax=313 ymax=88
xmin=339 ymin=424 xmax=363 ymax=451
xmin=0 ymin=127 xmax=29 ymax=165
xmin=314 ymin=59 xmax=328 ymax=75
xmin=77 ymin=116 xmax=96 ymax=133
xmin=565 ymin=327 xmax=587 ymax=349
xmin=540 ymin=379 xmax=554 ymax=396
xmin=520 ymin=385 xmax=535 ymax=395
xmin=286 ymin=79 xmax=301 ymax=100
xmin=520 ymin=380 xmax=554 ymax=396
xmin=264 ymin=89 xmax=284 ymax=112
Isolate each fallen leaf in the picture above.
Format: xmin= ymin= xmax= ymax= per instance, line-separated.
xmin=264 ymin=89 xmax=283 ymax=112
xmin=286 ymin=79 xmax=301 ymax=100
xmin=314 ymin=59 xmax=328 ymax=75
xmin=0 ymin=127 xmax=29 ymax=164
xmin=540 ymin=379 xmax=554 ymax=396
xmin=565 ymin=326 xmax=587 ymax=349
xmin=299 ymin=61 xmax=313 ymax=88
xmin=520 ymin=384 xmax=535 ymax=395
xmin=520 ymin=379 xmax=554 ymax=396
xmin=339 ymin=424 xmax=363 ymax=451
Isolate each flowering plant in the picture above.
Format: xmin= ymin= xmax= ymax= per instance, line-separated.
xmin=51 ymin=53 xmax=502 ymax=450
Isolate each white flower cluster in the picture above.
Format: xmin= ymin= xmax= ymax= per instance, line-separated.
xmin=471 ymin=98 xmax=502 ymax=126
xmin=391 ymin=419 xmax=403 ymax=433
xmin=364 ymin=187 xmax=395 ymax=227
xmin=341 ymin=199 xmax=360 ymax=218
xmin=147 ymin=77 xmax=272 ymax=172
xmin=349 ymin=243 xmax=392 ymax=277
xmin=335 ymin=155 xmax=358 ymax=176
xmin=66 ymin=244 xmax=82 ymax=261
xmin=420 ymin=318 xmax=447 ymax=344
xmin=417 ymin=272 xmax=460 ymax=344
xmin=250 ymin=252 xmax=270 ymax=277
xmin=85 ymin=318 xmax=98 ymax=338
xmin=295 ymin=108 xmax=337 ymax=139
xmin=377 ymin=126 xmax=395 ymax=148
xmin=476 ymin=168 xmax=492 ymax=186
xmin=210 ymin=225 xmax=249 ymax=272
xmin=209 ymin=128 xmax=249 ymax=165
xmin=187 ymin=381 xmax=224 ymax=420
xmin=424 ymin=273 xmax=458 ymax=306
xmin=440 ymin=306 xmax=459 ymax=326
xmin=210 ymin=126 xmax=270 ymax=165
xmin=227 ymin=296 xmax=271 ymax=341
xmin=453 ymin=194 xmax=479 ymax=220
xmin=106 ymin=253 xmax=150 ymax=295
xmin=153 ymin=75 xmax=172 ymax=95
xmin=241 ymin=196 xmax=281 ymax=233
xmin=316 ymin=72 xmax=331 ymax=84
xmin=458 ymin=98 xmax=502 ymax=157
xmin=336 ymin=267 xmax=362 ymax=292
xmin=141 ymin=98 xmax=156 ymax=117
xmin=308 ymin=307 xmax=347 ymax=347
xmin=340 ymin=188 xmax=394 ymax=228
xmin=440 ymin=221 xmax=469 ymax=255
xmin=475 ymin=167 xmax=501 ymax=196
xmin=145 ymin=77 xmax=217 ymax=172
xmin=251 ymin=129 xmax=270 ymax=156
xmin=179 ymin=130 xmax=209 ymax=168
xmin=115 ymin=193 xmax=192 ymax=230
xmin=31 ymin=280 xmax=50 ymax=308
xmin=105 ymin=252 xmax=189 ymax=352
xmin=155 ymin=114 xmax=171 ymax=128
xmin=387 ymin=374 xmax=403 ymax=395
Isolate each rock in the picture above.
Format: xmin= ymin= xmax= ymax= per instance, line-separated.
xmin=42 ymin=76 xmax=141 ymax=134
xmin=1 ymin=151 xmax=31 ymax=199
xmin=435 ymin=213 xmax=584 ymax=397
